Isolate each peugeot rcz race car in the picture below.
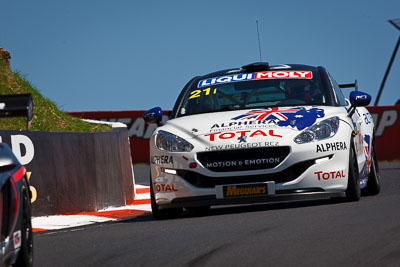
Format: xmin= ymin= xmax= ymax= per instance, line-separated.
xmin=144 ymin=62 xmax=380 ymax=219
xmin=0 ymin=94 xmax=34 ymax=266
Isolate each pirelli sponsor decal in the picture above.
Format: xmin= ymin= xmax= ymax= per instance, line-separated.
xmin=223 ymin=184 xmax=268 ymax=198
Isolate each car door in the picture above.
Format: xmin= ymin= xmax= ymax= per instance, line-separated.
xmin=351 ymin=107 xmax=368 ymax=173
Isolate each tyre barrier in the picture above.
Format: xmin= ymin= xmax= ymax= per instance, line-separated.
xmin=0 ymin=128 xmax=135 ymax=217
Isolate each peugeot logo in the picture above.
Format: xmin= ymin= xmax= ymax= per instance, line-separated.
xmin=238 ymin=136 xmax=247 ymax=143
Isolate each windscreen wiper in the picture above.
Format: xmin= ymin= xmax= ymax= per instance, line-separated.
xmin=219 ymin=105 xmax=242 ymax=111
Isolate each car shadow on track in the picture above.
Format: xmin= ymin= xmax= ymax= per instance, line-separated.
xmin=119 ymin=198 xmax=344 ymax=224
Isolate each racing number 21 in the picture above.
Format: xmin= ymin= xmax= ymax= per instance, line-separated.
xmin=189 ymin=87 xmax=217 ymax=99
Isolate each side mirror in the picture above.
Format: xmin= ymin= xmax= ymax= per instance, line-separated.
xmin=143 ymin=107 xmax=163 ymax=125
xmin=349 ymin=91 xmax=371 ymax=107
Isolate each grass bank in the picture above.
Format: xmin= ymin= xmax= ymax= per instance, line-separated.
xmin=0 ymin=58 xmax=110 ymax=132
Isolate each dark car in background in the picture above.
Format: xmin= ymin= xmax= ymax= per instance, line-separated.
xmin=0 ymin=94 xmax=33 ymax=266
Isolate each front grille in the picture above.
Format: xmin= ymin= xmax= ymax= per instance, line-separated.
xmin=197 ymin=147 xmax=291 ymax=172
xmin=177 ymin=158 xmax=316 ymax=188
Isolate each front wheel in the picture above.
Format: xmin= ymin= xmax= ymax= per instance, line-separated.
xmin=363 ymin=136 xmax=381 ymax=196
xmin=345 ymin=142 xmax=361 ymax=201
xmin=150 ymin=178 xmax=182 ymax=220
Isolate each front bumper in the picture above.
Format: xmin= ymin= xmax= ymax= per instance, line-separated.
xmin=151 ymin=149 xmax=350 ymax=209
xmin=160 ymin=189 xmax=346 ymax=209
xmin=150 ymin=129 xmax=351 ymax=209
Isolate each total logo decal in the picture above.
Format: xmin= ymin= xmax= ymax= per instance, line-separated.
xmin=231 ymin=107 xmax=325 ymax=131
xmin=198 ymin=71 xmax=312 ymax=88
xmin=204 ymin=129 xmax=282 ymax=141
xmin=153 ymin=183 xmax=178 ymax=193
xmin=315 ymin=170 xmax=345 ymax=180
xmin=0 ymin=135 xmax=37 ymax=203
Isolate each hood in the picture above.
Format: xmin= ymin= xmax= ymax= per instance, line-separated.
xmin=159 ymin=106 xmax=344 ymax=140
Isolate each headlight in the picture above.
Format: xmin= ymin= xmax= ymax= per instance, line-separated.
xmin=156 ymin=130 xmax=194 ymax=152
xmin=294 ymin=117 xmax=340 ymax=144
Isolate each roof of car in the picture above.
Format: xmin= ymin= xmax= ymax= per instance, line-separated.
xmin=199 ymin=63 xmax=319 ymax=80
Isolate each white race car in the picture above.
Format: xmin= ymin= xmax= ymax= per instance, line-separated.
xmin=144 ymin=62 xmax=380 ymax=219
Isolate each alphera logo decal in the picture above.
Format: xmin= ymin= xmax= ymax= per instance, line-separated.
xmin=232 ymin=107 xmax=325 ymax=131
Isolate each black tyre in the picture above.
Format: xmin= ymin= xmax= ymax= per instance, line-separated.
xmin=13 ymin=179 xmax=33 ymax=267
xmin=150 ymin=178 xmax=182 ymax=220
xmin=363 ymin=136 xmax=381 ymax=196
xmin=345 ymin=142 xmax=361 ymax=201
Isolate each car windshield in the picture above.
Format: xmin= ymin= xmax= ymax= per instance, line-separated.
xmin=178 ymin=70 xmax=328 ymax=117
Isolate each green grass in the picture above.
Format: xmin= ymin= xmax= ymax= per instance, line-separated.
xmin=0 ymin=58 xmax=110 ymax=132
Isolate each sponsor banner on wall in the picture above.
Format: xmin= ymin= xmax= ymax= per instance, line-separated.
xmin=69 ymin=105 xmax=400 ymax=162
xmin=69 ymin=110 xmax=169 ymax=163
xmin=367 ymin=105 xmax=400 ymax=161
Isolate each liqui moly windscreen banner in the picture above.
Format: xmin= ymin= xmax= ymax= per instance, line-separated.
xmin=69 ymin=105 xmax=400 ymax=163
xmin=198 ymin=71 xmax=313 ymax=88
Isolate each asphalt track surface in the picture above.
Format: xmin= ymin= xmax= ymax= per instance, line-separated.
xmin=34 ymin=163 xmax=400 ymax=267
